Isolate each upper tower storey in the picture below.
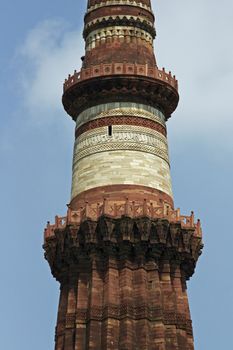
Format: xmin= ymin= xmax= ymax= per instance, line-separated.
xmin=63 ymin=0 xmax=178 ymax=120
xmin=83 ymin=0 xmax=156 ymax=67
xmin=62 ymin=0 xmax=179 ymax=210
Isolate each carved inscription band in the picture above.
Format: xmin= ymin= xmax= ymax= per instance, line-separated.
xmin=56 ymin=306 xmax=192 ymax=334
xmin=75 ymin=116 xmax=167 ymax=138
xmin=73 ymin=125 xmax=169 ymax=164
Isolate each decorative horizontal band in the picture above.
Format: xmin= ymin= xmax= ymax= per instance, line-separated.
xmin=44 ymin=214 xmax=203 ymax=281
xmin=63 ymin=63 xmax=178 ymax=94
xmin=84 ymin=16 xmax=156 ymax=39
xmin=61 ymin=306 xmax=191 ymax=328
xmin=70 ymin=184 xmax=174 ymax=211
xmin=85 ymin=26 xmax=153 ymax=51
xmin=85 ymin=5 xmax=154 ymax=26
xmin=86 ymin=1 xmax=153 ymax=14
xmin=76 ymin=104 xmax=166 ymax=129
xmin=73 ymin=126 xmax=169 ymax=164
xmin=75 ymin=116 xmax=167 ymax=138
xmin=73 ymin=143 xmax=169 ymax=165
xmin=76 ymin=124 xmax=168 ymax=144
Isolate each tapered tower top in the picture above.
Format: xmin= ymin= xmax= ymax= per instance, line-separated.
xmin=63 ymin=0 xmax=178 ymax=120
xmin=83 ymin=0 xmax=156 ymax=67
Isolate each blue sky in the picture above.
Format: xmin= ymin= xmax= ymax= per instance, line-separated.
xmin=1 ymin=0 xmax=233 ymax=349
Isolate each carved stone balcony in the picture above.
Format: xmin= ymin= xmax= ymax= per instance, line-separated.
xmin=64 ymin=63 xmax=178 ymax=93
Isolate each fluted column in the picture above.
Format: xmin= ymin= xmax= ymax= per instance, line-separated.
xmin=102 ymin=259 xmax=120 ymax=350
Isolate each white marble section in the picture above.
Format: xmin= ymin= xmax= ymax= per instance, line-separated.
xmin=71 ymin=124 xmax=172 ymax=199
xmin=71 ymin=150 xmax=173 ymax=199
xmin=73 ymin=125 xmax=169 ymax=164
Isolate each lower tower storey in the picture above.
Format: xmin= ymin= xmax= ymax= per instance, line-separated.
xmin=44 ymin=200 xmax=202 ymax=350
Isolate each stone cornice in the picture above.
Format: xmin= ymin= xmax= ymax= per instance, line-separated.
xmin=44 ymin=209 xmax=203 ymax=282
xmin=63 ymin=67 xmax=179 ymax=120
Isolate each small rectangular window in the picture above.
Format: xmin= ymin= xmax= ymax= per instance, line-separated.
xmin=108 ymin=125 xmax=112 ymax=136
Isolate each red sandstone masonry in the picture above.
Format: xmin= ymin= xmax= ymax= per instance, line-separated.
xmin=75 ymin=273 xmax=89 ymax=349
xmin=69 ymin=185 xmax=174 ymax=212
xmin=150 ymin=268 xmax=166 ymax=350
xmin=119 ymin=268 xmax=134 ymax=350
xmin=88 ymin=264 xmax=103 ymax=349
xmin=64 ymin=63 xmax=178 ymax=93
xmin=45 ymin=215 xmax=202 ymax=349
xmin=83 ymin=39 xmax=156 ymax=67
xmin=56 ymin=285 xmax=69 ymax=350
xmin=84 ymin=5 xmax=154 ymax=24
xmin=45 ymin=197 xmax=202 ymax=243
xmin=171 ymin=266 xmax=189 ymax=349
xmin=160 ymin=261 xmax=179 ymax=349
xmin=102 ymin=260 xmax=120 ymax=350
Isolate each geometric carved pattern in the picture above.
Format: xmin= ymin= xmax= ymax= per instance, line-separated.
xmin=75 ymin=116 xmax=167 ymax=138
xmin=74 ymin=141 xmax=170 ymax=164
xmin=44 ymin=216 xmax=203 ymax=282
xmin=76 ymin=105 xmax=166 ymax=129
xmin=71 ymin=304 xmax=192 ymax=330
xmin=73 ymin=125 xmax=169 ymax=163
xmin=64 ymin=63 xmax=178 ymax=94
xmin=87 ymin=1 xmax=152 ymax=13
xmin=85 ymin=25 xmax=154 ymax=51
xmin=85 ymin=5 xmax=154 ymax=31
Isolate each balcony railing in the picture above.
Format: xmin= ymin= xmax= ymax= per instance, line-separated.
xmin=44 ymin=198 xmax=201 ymax=241
xmin=63 ymin=63 xmax=178 ymax=92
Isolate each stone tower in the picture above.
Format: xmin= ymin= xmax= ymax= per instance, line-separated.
xmin=43 ymin=1 xmax=203 ymax=349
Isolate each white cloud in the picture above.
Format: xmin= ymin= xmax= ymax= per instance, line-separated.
xmin=19 ymin=19 xmax=84 ymax=118
xmin=151 ymin=0 xmax=233 ymax=152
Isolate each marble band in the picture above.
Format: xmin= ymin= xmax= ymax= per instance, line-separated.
xmin=71 ymin=150 xmax=173 ymax=200
xmin=86 ymin=26 xmax=153 ymax=51
xmin=73 ymin=125 xmax=169 ymax=164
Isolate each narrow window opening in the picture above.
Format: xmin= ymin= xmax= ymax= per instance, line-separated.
xmin=108 ymin=125 xmax=112 ymax=136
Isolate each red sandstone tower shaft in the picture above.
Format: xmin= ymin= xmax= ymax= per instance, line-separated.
xmin=43 ymin=1 xmax=203 ymax=349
